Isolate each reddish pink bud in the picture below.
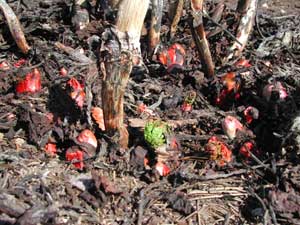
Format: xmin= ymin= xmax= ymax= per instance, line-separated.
xmin=169 ymin=137 xmax=179 ymax=150
xmin=181 ymin=102 xmax=192 ymax=112
xmin=263 ymin=82 xmax=287 ymax=101
xmin=45 ymin=113 xmax=54 ymax=123
xmin=155 ymin=162 xmax=170 ymax=176
xmin=235 ymin=59 xmax=251 ymax=68
xmin=45 ymin=143 xmax=57 ymax=156
xmin=59 ymin=67 xmax=68 ymax=76
xmin=66 ymin=148 xmax=84 ymax=169
xmin=13 ymin=59 xmax=26 ymax=68
xmin=68 ymin=78 xmax=83 ymax=90
xmin=0 ymin=61 xmax=10 ymax=71
xmin=137 ymin=103 xmax=147 ymax=114
xmin=6 ymin=113 xmax=15 ymax=121
xmin=222 ymin=116 xmax=243 ymax=139
xmin=67 ymin=78 xmax=85 ymax=108
xmin=206 ymin=136 xmax=232 ymax=166
xmin=91 ymin=107 xmax=105 ymax=131
xmin=158 ymin=43 xmax=185 ymax=73
xmin=239 ymin=141 xmax=254 ymax=158
xmin=244 ymin=106 xmax=259 ymax=124
xmin=77 ymin=129 xmax=97 ymax=148
xmin=16 ymin=68 xmax=42 ymax=94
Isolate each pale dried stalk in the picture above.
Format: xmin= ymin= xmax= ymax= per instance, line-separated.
xmin=0 ymin=0 xmax=30 ymax=54
xmin=190 ymin=0 xmax=215 ymax=77
xmin=211 ymin=0 xmax=225 ymax=23
xmin=116 ymin=0 xmax=149 ymax=54
xmin=149 ymin=0 xmax=164 ymax=54
xmin=225 ymin=0 xmax=258 ymax=62
xmin=169 ymin=0 xmax=184 ymax=39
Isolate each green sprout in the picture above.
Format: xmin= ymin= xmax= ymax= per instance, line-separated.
xmin=184 ymin=90 xmax=196 ymax=105
xmin=144 ymin=120 xmax=168 ymax=148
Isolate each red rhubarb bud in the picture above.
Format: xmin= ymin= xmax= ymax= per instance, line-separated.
xmin=13 ymin=59 xmax=26 ymax=68
xmin=0 ymin=61 xmax=9 ymax=71
xmin=205 ymin=136 xmax=232 ymax=166
xmin=91 ymin=107 xmax=105 ymax=131
xmin=181 ymin=102 xmax=192 ymax=112
xmin=16 ymin=68 xmax=41 ymax=94
xmin=262 ymin=81 xmax=287 ymax=101
xmin=67 ymin=78 xmax=85 ymax=108
xmin=77 ymin=129 xmax=97 ymax=148
xmin=181 ymin=91 xmax=196 ymax=112
xmin=239 ymin=141 xmax=254 ymax=158
xmin=137 ymin=102 xmax=147 ymax=114
xmin=158 ymin=43 xmax=185 ymax=73
xmin=155 ymin=161 xmax=170 ymax=176
xmin=243 ymin=106 xmax=259 ymax=124
xmin=59 ymin=67 xmax=68 ymax=76
xmin=235 ymin=59 xmax=251 ymax=68
xmin=45 ymin=143 xmax=57 ymax=156
xmin=222 ymin=116 xmax=243 ymax=139
xmin=65 ymin=148 xmax=84 ymax=169
xmin=221 ymin=72 xmax=241 ymax=92
xmin=169 ymin=137 xmax=179 ymax=150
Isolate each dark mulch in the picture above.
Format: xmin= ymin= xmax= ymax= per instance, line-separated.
xmin=1 ymin=0 xmax=300 ymax=224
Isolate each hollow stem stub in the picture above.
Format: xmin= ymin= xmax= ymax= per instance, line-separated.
xmin=101 ymin=33 xmax=133 ymax=147
xmin=101 ymin=0 xmax=149 ymax=148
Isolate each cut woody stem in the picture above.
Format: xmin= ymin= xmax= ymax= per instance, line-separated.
xmin=0 ymin=0 xmax=30 ymax=54
xmin=189 ymin=0 xmax=215 ymax=78
xmin=101 ymin=0 xmax=149 ymax=148
xmin=149 ymin=0 xmax=164 ymax=55
xmin=224 ymin=0 xmax=257 ymax=62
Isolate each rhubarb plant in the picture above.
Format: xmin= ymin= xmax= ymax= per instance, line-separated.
xmin=144 ymin=120 xmax=168 ymax=148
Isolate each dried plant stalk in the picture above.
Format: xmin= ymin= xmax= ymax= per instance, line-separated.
xmin=0 ymin=0 xmax=30 ymax=54
xmin=190 ymin=0 xmax=215 ymax=77
xmin=211 ymin=0 xmax=225 ymax=23
xmin=101 ymin=0 xmax=149 ymax=148
xmin=237 ymin=0 xmax=251 ymax=13
xmin=169 ymin=0 xmax=184 ymax=39
xmin=72 ymin=0 xmax=90 ymax=30
xmin=225 ymin=0 xmax=257 ymax=61
xmin=149 ymin=0 xmax=164 ymax=54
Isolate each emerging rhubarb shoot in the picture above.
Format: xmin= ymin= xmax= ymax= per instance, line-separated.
xmin=144 ymin=120 xmax=168 ymax=149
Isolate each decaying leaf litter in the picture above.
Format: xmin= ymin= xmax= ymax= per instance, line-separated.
xmin=0 ymin=0 xmax=300 ymax=224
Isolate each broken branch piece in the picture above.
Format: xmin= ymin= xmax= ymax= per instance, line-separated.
xmin=0 ymin=0 xmax=30 ymax=54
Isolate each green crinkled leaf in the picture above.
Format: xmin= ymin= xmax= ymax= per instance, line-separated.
xmin=144 ymin=120 xmax=168 ymax=148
